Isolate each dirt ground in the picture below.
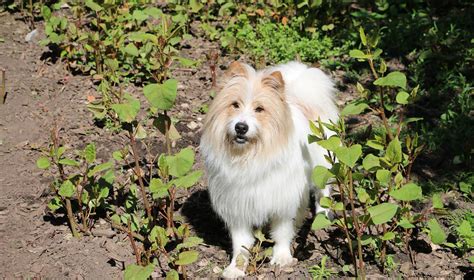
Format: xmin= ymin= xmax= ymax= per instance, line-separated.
xmin=0 ymin=12 xmax=472 ymax=279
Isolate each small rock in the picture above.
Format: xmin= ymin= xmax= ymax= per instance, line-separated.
xmin=187 ymin=121 xmax=199 ymax=130
xmin=197 ymin=258 xmax=209 ymax=267
xmin=212 ymin=266 xmax=223 ymax=274
xmin=181 ymin=103 xmax=190 ymax=109
xmin=92 ymin=228 xmax=116 ymax=238
xmin=25 ymin=29 xmax=38 ymax=42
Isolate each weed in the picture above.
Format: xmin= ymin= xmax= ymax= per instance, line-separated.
xmin=309 ymin=256 xmax=336 ymax=280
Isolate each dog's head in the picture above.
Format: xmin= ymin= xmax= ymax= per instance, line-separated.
xmin=201 ymin=62 xmax=294 ymax=160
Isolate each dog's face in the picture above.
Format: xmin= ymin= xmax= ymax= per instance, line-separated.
xmin=202 ymin=62 xmax=294 ymax=160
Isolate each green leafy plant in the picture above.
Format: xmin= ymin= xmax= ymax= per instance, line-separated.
xmin=310 ymin=27 xmax=429 ymax=278
xmin=238 ymin=230 xmax=273 ymax=276
xmin=37 ymin=126 xmax=113 ymax=237
xmin=309 ymin=255 xmax=336 ymax=280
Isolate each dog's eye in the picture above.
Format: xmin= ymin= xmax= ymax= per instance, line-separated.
xmin=231 ymin=102 xmax=240 ymax=109
xmin=255 ymin=106 xmax=264 ymax=113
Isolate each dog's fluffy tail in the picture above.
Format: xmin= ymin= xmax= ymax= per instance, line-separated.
xmin=271 ymin=61 xmax=339 ymax=122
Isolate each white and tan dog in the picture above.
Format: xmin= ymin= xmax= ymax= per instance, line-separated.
xmin=200 ymin=61 xmax=338 ymax=278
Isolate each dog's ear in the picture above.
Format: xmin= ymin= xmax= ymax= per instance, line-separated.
xmin=225 ymin=61 xmax=248 ymax=78
xmin=262 ymin=71 xmax=285 ymax=98
xmin=216 ymin=61 xmax=249 ymax=92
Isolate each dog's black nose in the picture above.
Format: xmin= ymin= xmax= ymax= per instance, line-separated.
xmin=235 ymin=122 xmax=249 ymax=135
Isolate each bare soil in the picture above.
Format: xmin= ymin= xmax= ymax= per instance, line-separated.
xmin=0 ymin=12 xmax=472 ymax=279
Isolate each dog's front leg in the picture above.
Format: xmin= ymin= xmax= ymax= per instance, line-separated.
xmin=270 ymin=218 xmax=297 ymax=267
xmin=223 ymin=226 xmax=254 ymax=278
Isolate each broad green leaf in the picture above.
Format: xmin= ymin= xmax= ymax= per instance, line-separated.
xmin=362 ymin=154 xmax=380 ymax=170
xmin=111 ymin=94 xmax=140 ymax=123
xmin=361 ymin=235 xmax=374 ymax=246
xmin=48 ymin=196 xmax=61 ymax=211
xmin=58 ymin=158 xmax=80 ymax=166
xmin=349 ymin=49 xmax=370 ymax=59
xmin=356 ymin=187 xmax=370 ymax=203
xmin=340 ymin=102 xmax=369 ymax=116
xmin=99 ymin=187 xmax=109 ymax=199
xmin=427 ymin=218 xmax=446 ymax=244
xmin=84 ymin=143 xmax=96 ymax=163
xmin=389 ymin=183 xmax=422 ymax=201
xmin=319 ymin=197 xmax=332 ymax=209
xmin=112 ymin=150 xmax=123 ymax=161
xmin=317 ymin=136 xmax=341 ymax=151
xmin=189 ymin=0 xmax=204 ymax=13
xmin=176 ymin=236 xmax=203 ymax=250
xmin=123 ymin=43 xmax=139 ymax=57
xmin=87 ymin=162 xmax=113 ymax=177
xmin=143 ymin=79 xmax=178 ymax=110
xmin=457 ymin=220 xmax=473 ymax=239
xmin=149 ymin=178 xmax=169 ymax=199
xmin=367 ymin=203 xmax=398 ymax=225
xmin=129 ymin=32 xmax=158 ymax=44
xmin=58 ymin=180 xmax=75 ymax=198
xmin=85 ymin=0 xmax=103 ymax=12
xmin=144 ymin=7 xmax=162 ymax=19
xmin=396 ymin=91 xmax=410 ymax=105
xmin=376 ymin=169 xmax=391 ymax=186
xmin=312 ymin=213 xmax=333 ymax=230
xmin=386 ymin=137 xmax=402 ymax=164
xmin=398 ymin=217 xmax=415 ymax=229
xmin=166 ymin=270 xmax=179 ymax=280
xmin=167 ymin=147 xmax=194 ymax=177
xmin=374 ymin=71 xmax=407 ymax=89
xmin=359 ymin=27 xmax=367 ymax=46
xmin=37 ymin=157 xmax=51 ymax=169
xmin=382 ymin=232 xmax=395 ymax=241
xmin=367 ymin=140 xmax=384 ymax=150
xmin=459 ymin=182 xmax=472 ymax=194
xmin=124 ymin=264 xmax=155 ymax=280
xmin=312 ymin=166 xmax=334 ymax=189
xmin=175 ymin=250 xmax=199 ymax=266
xmin=334 ymin=145 xmax=362 ymax=168
xmin=132 ymin=10 xmax=148 ymax=23
xmin=41 ymin=6 xmax=51 ymax=20
xmin=150 ymin=225 xmax=169 ymax=248
xmin=173 ymin=170 xmax=203 ymax=189
xmin=432 ymin=193 xmax=443 ymax=209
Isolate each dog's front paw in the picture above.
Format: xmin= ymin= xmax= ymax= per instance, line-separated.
xmin=270 ymin=252 xmax=297 ymax=267
xmin=222 ymin=265 xmax=246 ymax=279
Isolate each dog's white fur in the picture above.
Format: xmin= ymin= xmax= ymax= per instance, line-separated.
xmin=200 ymin=61 xmax=338 ymax=278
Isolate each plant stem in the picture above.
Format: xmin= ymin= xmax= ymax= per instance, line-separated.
xmin=128 ymin=130 xmax=153 ymax=220
xmin=347 ymin=171 xmax=366 ymax=279
xmin=51 ymin=125 xmax=80 ymax=237
xmin=163 ymin=111 xmax=175 ymax=233
xmin=367 ymin=58 xmax=394 ymax=141
xmin=337 ymin=181 xmax=358 ymax=278
xmin=0 ymin=68 xmax=5 ymax=104
xmin=127 ymin=220 xmax=142 ymax=265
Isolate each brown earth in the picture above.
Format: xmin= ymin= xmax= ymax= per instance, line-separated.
xmin=0 ymin=12 xmax=472 ymax=280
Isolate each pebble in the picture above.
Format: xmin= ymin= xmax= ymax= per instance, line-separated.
xmin=187 ymin=121 xmax=199 ymax=130
xmin=212 ymin=266 xmax=223 ymax=274
xmin=91 ymin=228 xmax=116 ymax=238
xmin=25 ymin=29 xmax=38 ymax=42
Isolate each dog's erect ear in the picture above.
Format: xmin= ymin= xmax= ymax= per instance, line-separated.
xmin=216 ymin=61 xmax=248 ymax=91
xmin=262 ymin=71 xmax=285 ymax=97
xmin=226 ymin=61 xmax=248 ymax=78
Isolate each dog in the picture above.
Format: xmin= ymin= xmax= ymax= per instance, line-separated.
xmin=200 ymin=61 xmax=339 ymax=278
